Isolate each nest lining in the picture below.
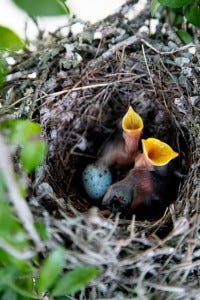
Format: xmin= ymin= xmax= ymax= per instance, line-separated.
xmin=1 ymin=2 xmax=200 ymax=298
xmin=41 ymin=53 xmax=188 ymax=219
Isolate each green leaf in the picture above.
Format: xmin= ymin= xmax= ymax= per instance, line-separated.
xmin=1 ymin=289 xmax=18 ymax=300
xmin=6 ymin=279 xmax=37 ymax=299
xmin=52 ymin=266 xmax=99 ymax=297
xmin=176 ymin=29 xmax=193 ymax=43
xmin=0 ymin=171 xmax=6 ymax=198
xmin=34 ymin=222 xmax=48 ymax=241
xmin=151 ymin=0 xmax=160 ymax=16
xmin=1 ymin=119 xmax=47 ymax=173
xmin=0 ymin=26 xmax=24 ymax=51
xmin=0 ymin=54 xmax=8 ymax=89
xmin=15 ymin=277 xmax=34 ymax=296
xmin=168 ymin=9 xmax=184 ymax=26
xmin=0 ymin=197 xmax=17 ymax=237
xmin=0 ymin=248 xmax=34 ymax=273
xmin=12 ymin=0 xmax=69 ymax=16
xmin=158 ymin=0 xmax=192 ymax=8
xmin=0 ymin=267 xmax=36 ymax=298
xmin=37 ymin=247 xmax=65 ymax=293
xmin=20 ymin=140 xmax=47 ymax=173
xmin=2 ymin=119 xmax=42 ymax=144
xmin=184 ymin=2 xmax=200 ymax=27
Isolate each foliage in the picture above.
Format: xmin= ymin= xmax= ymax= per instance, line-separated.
xmin=0 ymin=119 xmax=98 ymax=298
xmin=12 ymin=0 xmax=69 ymax=17
xmin=36 ymin=250 xmax=99 ymax=297
xmin=183 ymin=1 xmax=200 ymax=26
xmin=176 ymin=28 xmax=193 ymax=43
xmin=0 ymin=54 xmax=8 ymax=89
xmin=151 ymin=0 xmax=200 ymax=43
xmin=0 ymin=26 xmax=25 ymax=52
xmin=158 ymin=0 xmax=192 ymax=8
xmin=1 ymin=119 xmax=47 ymax=173
xmin=52 ymin=266 xmax=99 ymax=297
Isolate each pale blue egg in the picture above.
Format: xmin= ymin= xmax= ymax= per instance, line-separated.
xmin=82 ymin=164 xmax=112 ymax=199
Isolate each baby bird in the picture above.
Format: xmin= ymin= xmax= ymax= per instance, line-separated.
xmin=102 ymin=138 xmax=179 ymax=219
xmin=98 ymin=106 xmax=143 ymax=167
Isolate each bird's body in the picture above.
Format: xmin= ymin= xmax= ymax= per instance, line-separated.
xmin=96 ymin=107 xmax=179 ymax=220
xmin=98 ymin=135 xmax=137 ymax=167
xmin=102 ymin=163 xmax=178 ymax=220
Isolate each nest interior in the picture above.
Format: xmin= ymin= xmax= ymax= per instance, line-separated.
xmin=44 ymin=62 xmax=185 ymax=217
xmin=1 ymin=1 xmax=200 ymax=298
xmin=39 ymin=43 xmax=192 ymax=222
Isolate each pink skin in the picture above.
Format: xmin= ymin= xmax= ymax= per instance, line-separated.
xmin=134 ymin=152 xmax=154 ymax=170
xmin=98 ymin=130 xmax=142 ymax=167
xmin=102 ymin=168 xmax=155 ymax=214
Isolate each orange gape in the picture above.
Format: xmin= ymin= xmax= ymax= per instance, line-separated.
xmin=135 ymin=138 xmax=178 ymax=169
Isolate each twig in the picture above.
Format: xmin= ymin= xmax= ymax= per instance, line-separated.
xmin=0 ymin=134 xmax=43 ymax=251
xmin=141 ymin=38 xmax=200 ymax=55
xmin=118 ymin=218 xmax=190 ymax=267
xmin=5 ymin=95 xmax=30 ymax=108
xmin=87 ymin=34 xmax=143 ymax=69
xmin=144 ymin=280 xmax=185 ymax=294
xmin=37 ymin=77 xmax=137 ymax=101
xmin=141 ymin=44 xmax=156 ymax=96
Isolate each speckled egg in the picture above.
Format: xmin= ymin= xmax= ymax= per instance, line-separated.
xmin=82 ymin=164 xmax=112 ymax=200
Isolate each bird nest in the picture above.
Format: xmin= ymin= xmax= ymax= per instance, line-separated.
xmin=1 ymin=2 xmax=200 ymax=298
xmin=42 ymin=50 xmax=187 ymax=219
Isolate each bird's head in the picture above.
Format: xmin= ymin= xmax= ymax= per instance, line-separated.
xmin=135 ymin=138 xmax=179 ymax=170
xmin=102 ymin=180 xmax=134 ymax=213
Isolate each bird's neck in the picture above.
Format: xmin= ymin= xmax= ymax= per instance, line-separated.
xmin=123 ymin=130 xmax=141 ymax=155
xmin=134 ymin=153 xmax=154 ymax=170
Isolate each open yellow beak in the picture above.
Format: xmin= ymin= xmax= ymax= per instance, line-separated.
xmin=122 ymin=106 xmax=144 ymax=133
xmin=142 ymin=138 xmax=179 ymax=166
xmin=122 ymin=106 xmax=144 ymax=157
